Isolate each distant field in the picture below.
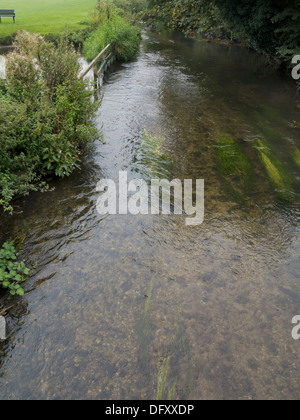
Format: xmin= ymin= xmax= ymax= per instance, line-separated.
xmin=0 ymin=0 xmax=97 ymax=41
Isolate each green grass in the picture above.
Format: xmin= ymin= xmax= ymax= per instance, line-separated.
xmin=0 ymin=0 xmax=97 ymax=42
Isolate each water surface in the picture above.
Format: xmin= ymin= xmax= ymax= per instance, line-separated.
xmin=0 ymin=31 xmax=299 ymax=400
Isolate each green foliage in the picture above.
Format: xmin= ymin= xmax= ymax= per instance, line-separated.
xmin=142 ymin=0 xmax=227 ymax=38
xmin=113 ymin=0 xmax=148 ymax=15
xmin=214 ymin=0 xmax=300 ymax=61
xmin=143 ymin=0 xmax=300 ymax=63
xmin=0 ymin=31 xmax=99 ymax=213
xmin=45 ymin=28 xmax=92 ymax=50
xmin=272 ymin=3 xmax=300 ymax=62
xmin=0 ymin=241 xmax=29 ymax=296
xmin=83 ymin=3 xmax=141 ymax=63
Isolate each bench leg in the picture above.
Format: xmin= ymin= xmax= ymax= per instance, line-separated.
xmin=13 ymin=16 xmax=15 ymax=24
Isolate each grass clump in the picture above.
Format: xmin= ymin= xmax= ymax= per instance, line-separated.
xmin=83 ymin=3 xmax=141 ymax=63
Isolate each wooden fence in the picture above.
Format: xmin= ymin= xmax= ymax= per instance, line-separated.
xmin=79 ymin=44 xmax=115 ymax=98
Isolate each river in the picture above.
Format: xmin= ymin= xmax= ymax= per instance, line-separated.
xmin=0 ymin=30 xmax=299 ymax=400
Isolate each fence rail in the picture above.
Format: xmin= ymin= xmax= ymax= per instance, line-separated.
xmin=79 ymin=44 xmax=116 ymax=99
xmin=79 ymin=44 xmax=112 ymax=79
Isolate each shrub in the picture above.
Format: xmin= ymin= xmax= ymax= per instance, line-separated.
xmin=113 ymin=0 xmax=148 ymax=15
xmin=0 ymin=31 xmax=99 ymax=213
xmin=83 ymin=7 xmax=141 ymax=63
xmin=143 ymin=0 xmax=300 ymax=64
xmin=142 ymin=0 xmax=228 ymax=39
xmin=0 ymin=241 xmax=29 ymax=296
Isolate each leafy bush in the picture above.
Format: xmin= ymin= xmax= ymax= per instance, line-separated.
xmin=83 ymin=4 xmax=141 ymax=63
xmin=143 ymin=0 xmax=300 ymax=63
xmin=0 ymin=241 xmax=29 ymax=296
xmin=113 ymin=0 xmax=148 ymax=15
xmin=272 ymin=3 xmax=300 ymax=62
xmin=45 ymin=28 xmax=92 ymax=50
xmin=0 ymin=31 xmax=99 ymax=213
xmin=142 ymin=0 xmax=228 ymax=38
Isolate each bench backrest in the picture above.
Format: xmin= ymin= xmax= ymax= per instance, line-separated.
xmin=0 ymin=10 xmax=15 ymax=16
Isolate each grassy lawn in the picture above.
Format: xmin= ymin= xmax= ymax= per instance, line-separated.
xmin=0 ymin=0 xmax=97 ymax=42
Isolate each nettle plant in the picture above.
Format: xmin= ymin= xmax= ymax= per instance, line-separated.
xmin=0 ymin=241 xmax=29 ymax=296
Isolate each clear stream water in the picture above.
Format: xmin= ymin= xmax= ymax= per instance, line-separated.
xmin=0 ymin=31 xmax=299 ymax=400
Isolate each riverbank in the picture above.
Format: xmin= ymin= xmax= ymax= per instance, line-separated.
xmin=141 ymin=0 xmax=299 ymax=71
xmin=0 ymin=2 xmax=143 ymax=215
xmin=0 ymin=32 xmax=98 ymax=214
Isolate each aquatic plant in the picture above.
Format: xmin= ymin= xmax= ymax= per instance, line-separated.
xmin=255 ymin=138 xmax=294 ymax=201
xmin=292 ymin=147 xmax=300 ymax=168
xmin=156 ymin=355 xmax=176 ymax=400
xmin=133 ymin=130 xmax=173 ymax=179
xmin=136 ymin=278 xmax=178 ymax=399
xmin=216 ymin=134 xmax=254 ymax=203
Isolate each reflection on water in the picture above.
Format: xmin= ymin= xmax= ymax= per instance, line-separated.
xmin=0 ymin=31 xmax=299 ymax=400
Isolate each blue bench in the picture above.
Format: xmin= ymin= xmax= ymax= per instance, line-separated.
xmin=0 ymin=10 xmax=16 ymax=23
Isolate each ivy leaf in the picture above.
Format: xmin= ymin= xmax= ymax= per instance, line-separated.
xmin=16 ymin=289 xmax=25 ymax=297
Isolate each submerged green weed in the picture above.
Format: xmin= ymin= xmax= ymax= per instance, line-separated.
xmin=156 ymin=355 xmax=176 ymax=400
xmin=133 ymin=130 xmax=173 ymax=178
xmin=292 ymin=147 xmax=300 ymax=168
xmin=255 ymin=138 xmax=294 ymax=201
xmin=216 ymin=134 xmax=254 ymax=203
